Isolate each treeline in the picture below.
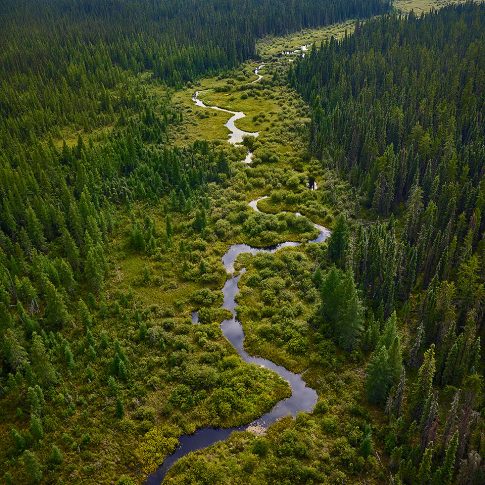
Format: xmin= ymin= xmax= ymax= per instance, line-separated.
xmin=0 ymin=0 xmax=390 ymax=144
xmin=293 ymin=4 xmax=484 ymax=484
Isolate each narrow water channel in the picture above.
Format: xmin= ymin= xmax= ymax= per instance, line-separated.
xmin=145 ymin=67 xmax=331 ymax=484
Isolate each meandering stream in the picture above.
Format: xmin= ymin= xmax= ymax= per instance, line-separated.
xmin=146 ymin=65 xmax=331 ymax=484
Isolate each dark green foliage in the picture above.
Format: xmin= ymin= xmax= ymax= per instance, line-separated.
xmin=27 ymin=386 xmax=45 ymax=415
xmin=366 ymin=346 xmax=392 ymax=405
xmin=294 ymin=8 xmax=484 ymax=485
xmin=409 ymin=345 xmax=436 ymax=422
xmin=327 ymin=214 xmax=349 ymax=268
xmin=319 ymin=266 xmax=363 ymax=351
xmin=11 ymin=428 xmax=26 ymax=454
xmin=252 ymin=438 xmax=269 ymax=457
xmin=359 ymin=424 xmax=373 ymax=458
xmin=417 ymin=444 xmax=434 ymax=484
xmin=116 ymin=397 xmax=125 ymax=419
xmin=193 ymin=209 xmax=207 ymax=234
xmin=44 ymin=280 xmax=70 ymax=328
xmin=0 ymin=2 xmax=482 ymax=484
xmin=293 ymin=3 xmax=484 ymax=310
xmin=49 ymin=445 xmax=63 ymax=466
xmin=434 ymin=431 xmax=459 ymax=485
xmin=22 ymin=450 xmax=43 ymax=484
xmin=29 ymin=414 xmax=44 ymax=442
xmin=30 ymin=333 xmax=57 ymax=388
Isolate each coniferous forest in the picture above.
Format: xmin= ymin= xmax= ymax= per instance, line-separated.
xmin=0 ymin=0 xmax=483 ymax=484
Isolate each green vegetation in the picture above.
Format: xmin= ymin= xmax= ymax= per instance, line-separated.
xmin=290 ymin=3 xmax=484 ymax=483
xmin=1 ymin=0 xmax=483 ymax=484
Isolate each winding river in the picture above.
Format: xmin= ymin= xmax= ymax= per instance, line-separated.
xmin=146 ymin=66 xmax=331 ymax=484
xmin=192 ymin=91 xmax=257 ymax=165
xmin=251 ymin=63 xmax=265 ymax=83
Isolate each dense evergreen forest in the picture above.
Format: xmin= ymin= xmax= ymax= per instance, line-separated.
xmin=0 ymin=0 xmax=389 ymax=144
xmin=292 ymin=3 xmax=484 ymax=483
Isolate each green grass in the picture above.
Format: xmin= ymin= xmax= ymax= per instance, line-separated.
xmin=257 ymin=20 xmax=356 ymax=57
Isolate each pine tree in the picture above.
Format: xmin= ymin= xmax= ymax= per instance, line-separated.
xmin=388 ymin=335 xmax=403 ymax=381
xmin=359 ymin=424 xmax=373 ymax=458
xmin=11 ymin=428 xmax=26 ymax=454
xmin=23 ymin=450 xmax=42 ymax=484
xmin=27 ymin=386 xmax=44 ymax=415
xmin=421 ymin=391 xmax=438 ymax=450
xmin=378 ymin=311 xmax=398 ymax=349
xmin=44 ymin=280 xmax=70 ymax=328
xmin=192 ymin=208 xmax=206 ymax=233
xmin=61 ymin=228 xmax=80 ymax=270
xmin=25 ymin=206 xmax=46 ymax=249
xmin=433 ymin=431 xmax=458 ymax=485
xmin=409 ymin=321 xmax=424 ymax=368
xmin=362 ymin=313 xmax=380 ymax=352
xmin=320 ymin=267 xmax=363 ymax=351
xmin=442 ymin=339 xmax=460 ymax=386
xmin=385 ymin=367 xmax=406 ymax=418
xmin=442 ymin=389 xmax=460 ymax=447
xmin=49 ymin=445 xmax=63 ymax=465
xmin=85 ymin=244 xmax=104 ymax=293
xmin=31 ymin=332 xmax=57 ymax=387
xmin=404 ymin=183 xmax=424 ymax=244
xmin=64 ymin=343 xmax=75 ymax=371
xmin=78 ymin=299 xmax=93 ymax=328
xmin=3 ymin=329 xmax=28 ymax=371
xmin=30 ymin=414 xmax=44 ymax=441
xmin=366 ymin=346 xmax=392 ymax=405
xmin=410 ymin=345 xmax=435 ymax=421
xmin=417 ymin=443 xmax=434 ymax=484
xmin=319 ymin=266 xmax=341 ymax=323
xmin=166 ymin=215 xmax=173 ymax=246
xmin=116 ymin=397 xmax=124 ymax=419
xmin=327 ymin=214 xmax=349 ymax=268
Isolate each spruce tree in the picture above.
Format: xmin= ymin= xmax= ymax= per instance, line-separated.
xmin=320 ymin=267 xmax=363 ymax=351
xmin=359 ymin=424 xmax=373 ymax=458
xmin=31 ymin=332 xmax=57 ymax=387
xmin=30 ymin=414 xmax=44 ymax=441
xmin=410 ymin=345 xmax=435 ymax=421
xmin=327 ymin=214 xmax=349 ymax=268
xmin=366 ymin=346 xmax=392 ymax=405
xmin=433 ymin=431 xmax=458 ymax=485
xmin=385 ymin=367 xmax=406 ymax=418
xmin=417 ymin=443 xmax=434 ymax=484
xmin=44 ymin=280 xmax=70 ymax=328
xmin=116 ymin=397 xmax=125 ymax=419
xmin=23 ymin=450 xmax=42 ymax=484
xmin=49 ymin=445 xmax=63 ymax=465
xmin=11 ymin=428 xmax=26 ymax=454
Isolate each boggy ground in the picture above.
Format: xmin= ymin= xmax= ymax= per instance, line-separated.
xmin=94 ymin=29 xmax=358 ymax=484
xmin=149 ymin=22 xmax=387 ymax=485
xmin=154 ymin=1 xmax=465 ymax=483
